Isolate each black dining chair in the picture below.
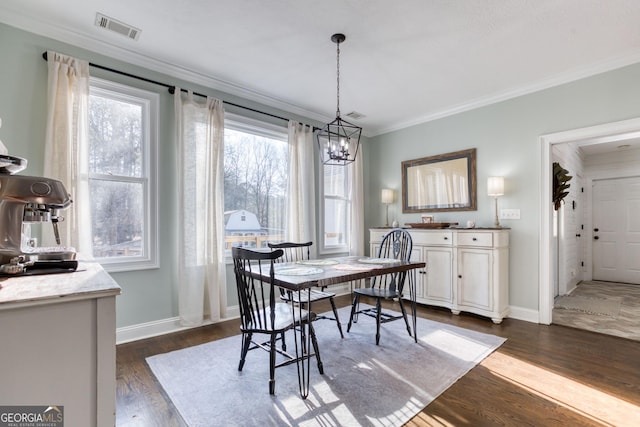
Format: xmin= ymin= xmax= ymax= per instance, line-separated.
xmin=347 ymin=228 xmax=414 ymax=345
xmin=232 ymin=246 xmax=324 ymax=395
xmin=267 ymin=241 xmax=344 ymax=338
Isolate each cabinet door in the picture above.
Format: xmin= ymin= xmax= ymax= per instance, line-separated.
xmin=424 ymin=247 xmax=453 ymax=303
xmin=457 ymin=248 xmax=492 ymax=310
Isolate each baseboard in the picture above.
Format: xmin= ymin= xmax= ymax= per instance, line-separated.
xmin=116 ymin=306 xmax=241 ymax=345
xmin=116 ymin=285 xmax=354 ymax=344
xmin=508 ymin=305 xmax=540 ymax=324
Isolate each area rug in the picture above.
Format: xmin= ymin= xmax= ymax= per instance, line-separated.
xmin=554 ymin=295 xmax=622 ymax=317
xmin=146 ymin=305 xmax=506 ymax=427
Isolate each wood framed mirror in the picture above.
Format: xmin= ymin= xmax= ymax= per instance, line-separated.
xmin=401 ymin=148 xmax=477 ymax=213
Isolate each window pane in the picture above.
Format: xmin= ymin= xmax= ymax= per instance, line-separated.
xmin=324 ymin=164 xmax=347 ymax=197
xmin=223 ymin=127 xmax=287 ymax=250
xmin=90 ymin=180 xmax=144 ymax=258
xmin=89 ymin=94 xmax=143 ymax=177
xmin=324 ymin=198 xmax=348 ymax=247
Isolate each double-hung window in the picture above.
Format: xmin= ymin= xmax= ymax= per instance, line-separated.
xmin=88 ymin=78 xmax=158 ymax=271
xmin=320 ymin=164 xmax=351 ymax=253
xmin=223 ymin=114 xmax=288 ymax=256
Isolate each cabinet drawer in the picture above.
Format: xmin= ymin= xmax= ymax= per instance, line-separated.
xmin=457 ymin=232 xmax=493 ymax=247
xmin=410 ymin=230 xmax=453 ymax=246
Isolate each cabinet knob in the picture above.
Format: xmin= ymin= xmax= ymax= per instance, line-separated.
xmin=472 ymin=237 xmax=477 ymax=241
xmin=458 ymin=275 xmax=462 ymax=279
xmin=444 ymin=237 xmax=448 ymax=240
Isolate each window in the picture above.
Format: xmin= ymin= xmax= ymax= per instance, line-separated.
xmin=320 ymin=163 xmax=351 ymax=253
xmin=88 ymin=78 xmax=158 ymax=271
xmin=223 ymin=115 xmax=288 ymax=254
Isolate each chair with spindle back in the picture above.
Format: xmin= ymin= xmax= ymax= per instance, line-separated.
xmin=232 ymin=246 xmax=323 ymax=395
xmin=346 ymin=228 xmax=414 ymax=345
xmin=267 ymin=241 xmax=344 ymax=338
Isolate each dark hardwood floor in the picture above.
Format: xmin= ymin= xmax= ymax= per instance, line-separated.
xmin=116 ymin=295 xmax=640 ymax=426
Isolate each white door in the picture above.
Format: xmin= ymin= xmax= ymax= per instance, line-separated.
xmin=592 ymin=177 xmax=640 ymax=284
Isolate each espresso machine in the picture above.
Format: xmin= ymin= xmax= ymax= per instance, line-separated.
xmin=0 ymin=154 xmax=78 ymax=275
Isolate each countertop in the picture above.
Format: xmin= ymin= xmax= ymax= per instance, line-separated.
xmin=0 ymin=259 xmax=121 ymax=310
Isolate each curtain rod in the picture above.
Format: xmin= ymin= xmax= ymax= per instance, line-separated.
xmin=41 ymin=51 xmax=301 ymax=125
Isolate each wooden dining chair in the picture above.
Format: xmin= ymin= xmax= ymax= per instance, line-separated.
xmin=232 ymin=247 xmax=324 ymax=395
xmin=347 ymin=228 xmax=414 ymax=345
xmin=267 ymin=241 xmax=344 ymax=338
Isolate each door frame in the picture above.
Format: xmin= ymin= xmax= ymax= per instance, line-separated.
xmin=539 ymin=117 xmax=640 ymax=324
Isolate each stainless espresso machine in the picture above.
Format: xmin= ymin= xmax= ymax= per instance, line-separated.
xmin=0 ymin=154 xmax=78 ymax=275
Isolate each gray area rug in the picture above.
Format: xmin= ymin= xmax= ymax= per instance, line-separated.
xmin=554 ymin=295 xmax=622 ymax=317
xmin=146 ymin=305 xmax=506 ymax=427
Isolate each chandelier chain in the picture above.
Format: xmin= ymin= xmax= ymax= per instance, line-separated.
xmin=336 ymin=39 xmax=340 ymax=117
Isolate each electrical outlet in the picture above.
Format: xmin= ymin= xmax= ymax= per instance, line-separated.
xmin=500 ymin=208 xmax=520 ymax=220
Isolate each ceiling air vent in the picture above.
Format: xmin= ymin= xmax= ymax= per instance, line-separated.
xmin=95 ymin=13 xmax=141 ymax=41
xmin=345 ymin=111 xmax=366 ymax=120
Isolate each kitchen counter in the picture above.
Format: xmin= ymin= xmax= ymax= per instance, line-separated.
xmin=0 ymin=260 xmax=121 ymax=426
xmin=0 ymin=259 xmax=121 ymax=308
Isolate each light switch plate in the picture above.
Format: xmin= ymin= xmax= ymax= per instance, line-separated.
xmin=500 ymin=208 xmax=520 ymax=220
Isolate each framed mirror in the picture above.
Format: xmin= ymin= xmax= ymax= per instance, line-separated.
xmin=402 ymin=148 xmax=477 ymax=213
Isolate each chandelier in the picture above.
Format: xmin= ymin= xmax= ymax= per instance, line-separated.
xmin=316 ymin=33 xmax=362 ymax=166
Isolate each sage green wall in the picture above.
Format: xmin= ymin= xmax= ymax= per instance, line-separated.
xmin=366 ymin=64 xmax=640 ymax=310
xmin=0 ymin=23 xmax=335 ymax=328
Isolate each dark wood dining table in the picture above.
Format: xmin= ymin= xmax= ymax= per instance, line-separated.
xmin=251 ymin=255 xmax=426 ymax=399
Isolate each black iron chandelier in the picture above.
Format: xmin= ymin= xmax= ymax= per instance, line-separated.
xmin=316 ymin=33 xmax=362 ymax=166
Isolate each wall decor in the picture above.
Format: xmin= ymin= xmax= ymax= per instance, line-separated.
xmin=552 ymin=161 xmax=572 ymax=210
xmin=402 ymin=148 xmax=477 ymax=213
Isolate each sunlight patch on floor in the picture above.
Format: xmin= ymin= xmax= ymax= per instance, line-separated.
xmin=484 ymin=352 xmax=640 ymax=426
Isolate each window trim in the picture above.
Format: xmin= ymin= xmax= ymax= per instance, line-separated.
xmin=89 ymin=77 xmax=159 ymax=272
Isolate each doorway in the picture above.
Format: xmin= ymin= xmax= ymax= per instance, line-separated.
xmin=539 ymin=117 xmax=640 ymax=325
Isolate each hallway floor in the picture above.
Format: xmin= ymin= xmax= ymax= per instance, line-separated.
xmin=553 ymin=280 xmax=640 ymax=341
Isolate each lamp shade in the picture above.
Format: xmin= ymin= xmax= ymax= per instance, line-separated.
xmin=487 ymin=176 xmax=505 ymax=197
xmin=381 ymin=188 xmax=394 ymax=204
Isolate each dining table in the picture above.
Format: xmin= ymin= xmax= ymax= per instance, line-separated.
xmin=250 ymin=254 xmax=426 ymax=399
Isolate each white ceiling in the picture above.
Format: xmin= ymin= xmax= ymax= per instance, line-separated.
xmin=2 ymin=0 xmax=640 ymax=137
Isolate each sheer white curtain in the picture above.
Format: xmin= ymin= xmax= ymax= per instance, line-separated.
xmin=349 ymin=150 xmax=365 ymax=255
xmin=175 ymin=89 xmax=226 ymax=326
xmin=43 ymin=51 xmax=92 ymax=253
xmin=287 ymin=121 xmax=316 ymax=256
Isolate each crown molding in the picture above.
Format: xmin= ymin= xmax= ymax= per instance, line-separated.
xmin=370 ymin=50 xmax=640 ymax=137
xmin=0 ymin=10 xmax=331 ymax=126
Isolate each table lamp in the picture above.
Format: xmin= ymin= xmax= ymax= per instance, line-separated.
xmin=381 ymin=189 xmax=394 ymax=227
xmin=487 ymin=176 xmax=504 ymax=227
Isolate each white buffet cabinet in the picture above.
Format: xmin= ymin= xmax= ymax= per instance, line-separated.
xmin=370 ymin=227 xmax=509 ymax=323
xmin=0 ymin=260 xmax=121 ymax=426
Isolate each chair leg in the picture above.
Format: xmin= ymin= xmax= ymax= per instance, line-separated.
xmin=280 ymin=331 xmax=286 ymax=351
xmin=309 ymin=322 xmax=324 ymax=374
xmin=269 ymin=333 xmax=277 ymax=395
xmin=347 ymin=294 xmax=360 ymax=332
xmin=397 ymin=297 xmax=412 ymax=337
xmin=329 ymin=297 xmax=345 ymax=338
xmin=375 ymin=298 xmax=382 ymax=345
xmin=238 ymin=332 xmax=252 ymax=371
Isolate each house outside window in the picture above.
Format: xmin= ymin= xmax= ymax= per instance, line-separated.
xmin=320 ymin=163 xmax=351 ymax=254
xmin=223 ymin=115 xmax=288 ymax=255
xmin=88 ymin=78 xmax=158 ymax=271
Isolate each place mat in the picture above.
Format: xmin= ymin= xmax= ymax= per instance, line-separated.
xmin=358 ymin=257 xmax=398 ymax=264
xmin=297 ymin=259 xmax=339 ymax=266
xmin=274 ymin=266 xmax=323 ymax=276
xmin=332 ymin=263 xmax=381 ymax=271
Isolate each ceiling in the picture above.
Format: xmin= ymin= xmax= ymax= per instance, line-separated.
xmin=2 ymin=0 xmax=640 ymax=137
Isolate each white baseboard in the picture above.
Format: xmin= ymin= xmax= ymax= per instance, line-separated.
xmin=116 ymin=285 xmax=355 ymax=344
xmin=508 ymin=305 xmax=540 ymax=324
xmin=116 ymin=306 xmax=241 ymax=344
